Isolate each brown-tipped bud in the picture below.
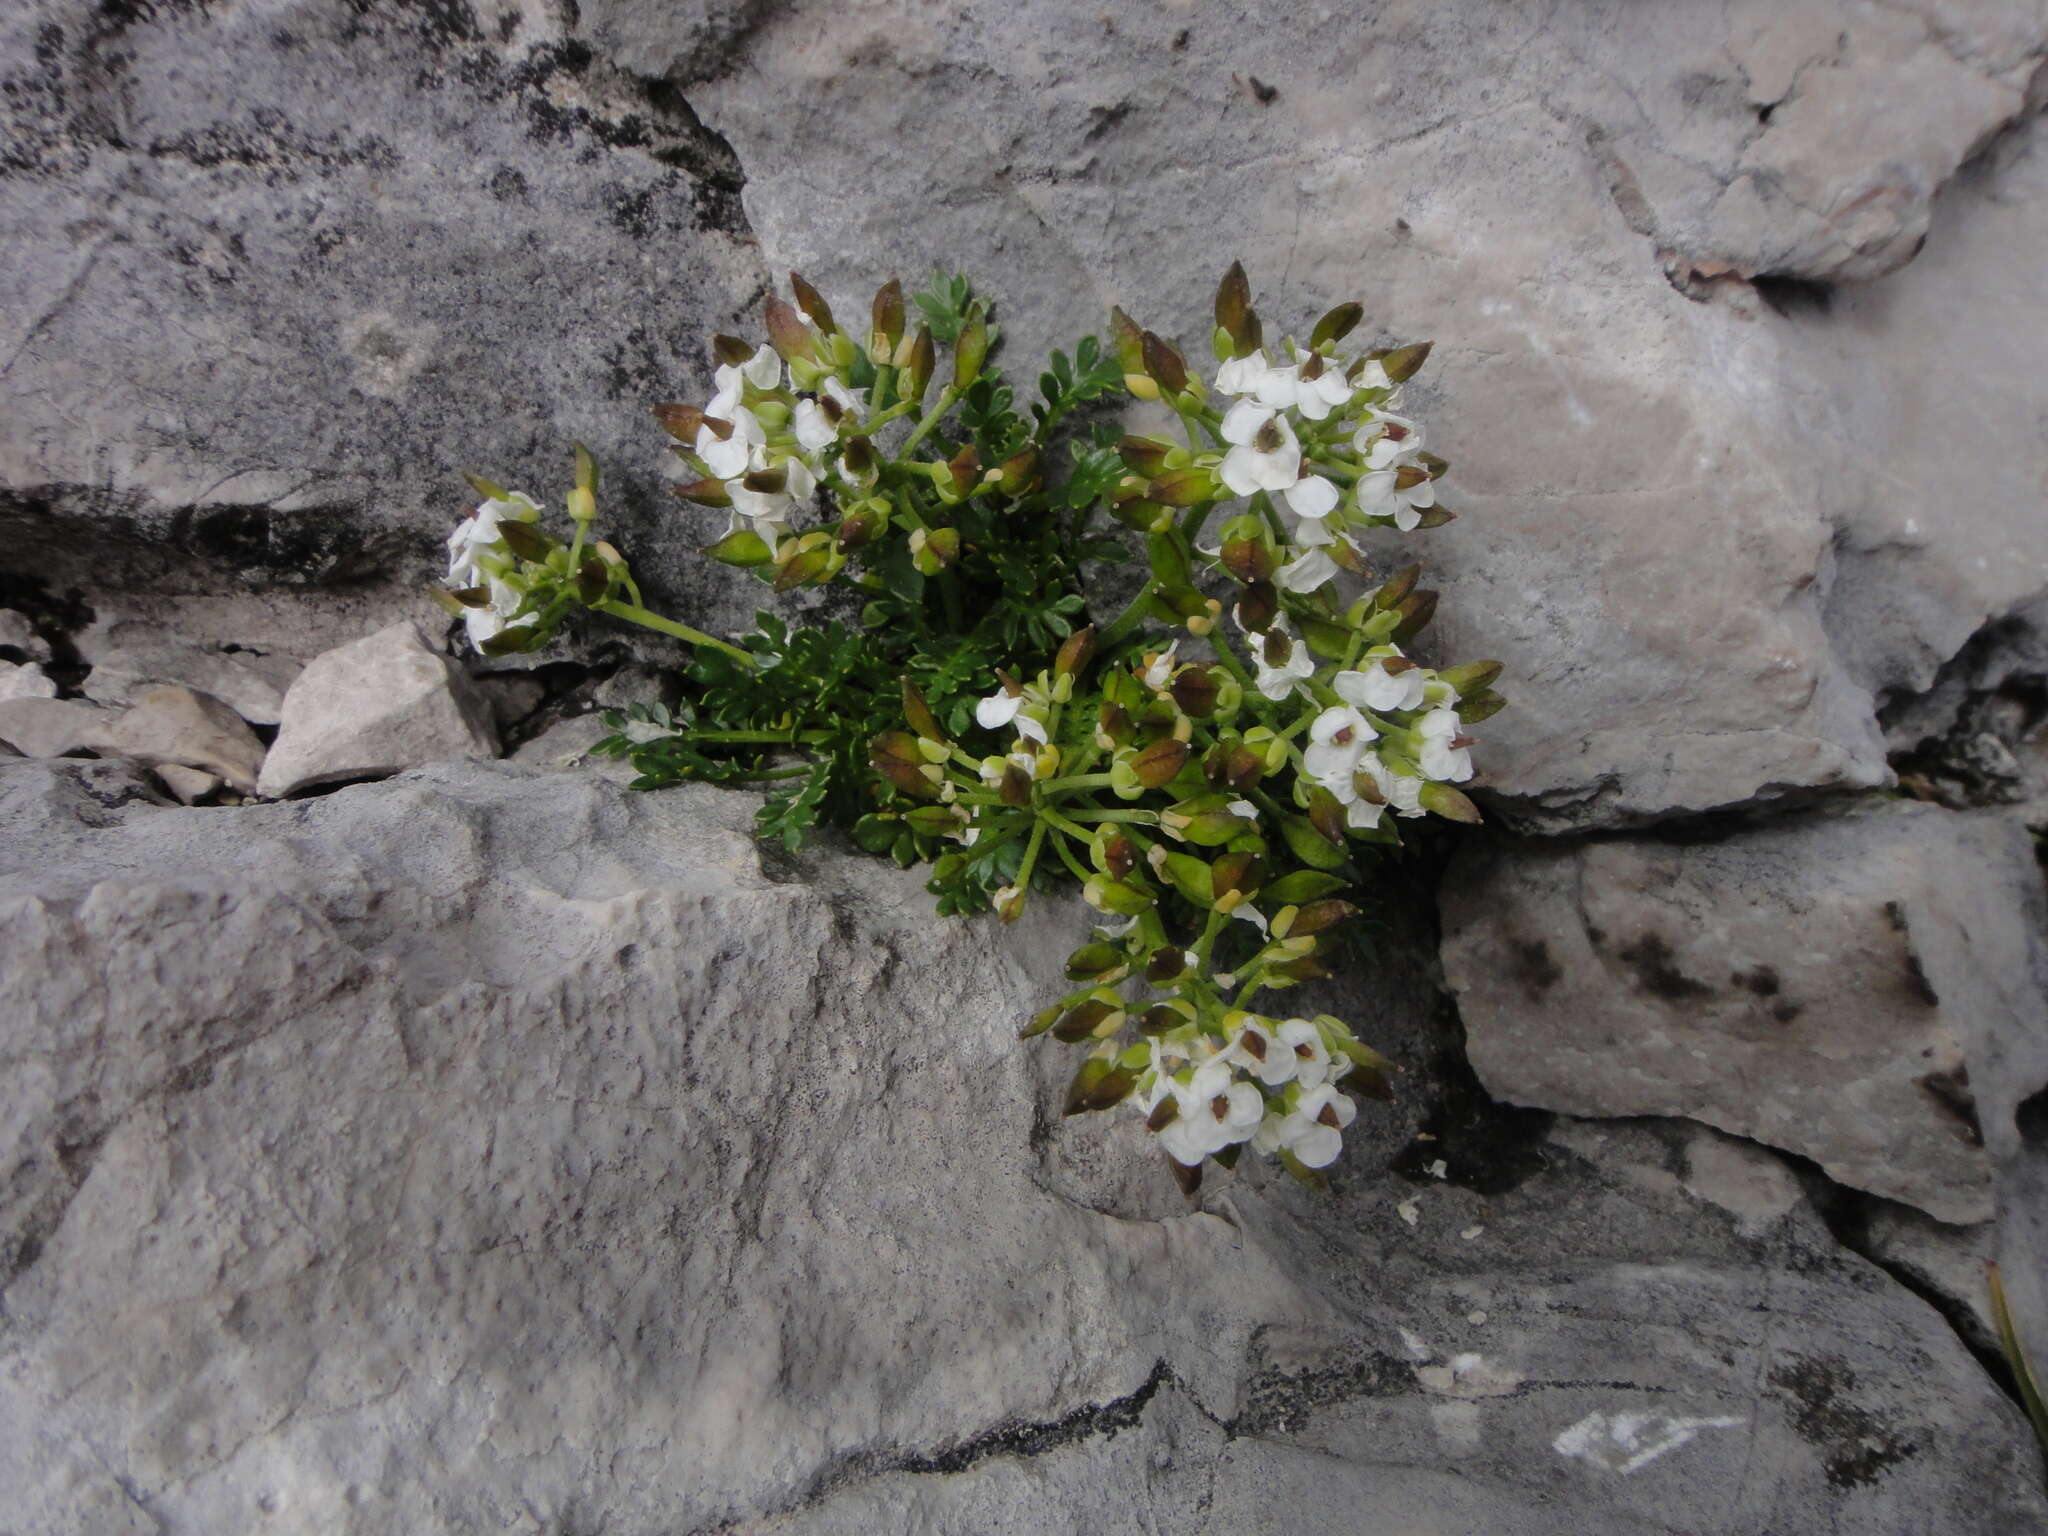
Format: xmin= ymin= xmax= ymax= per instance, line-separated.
xmin=1146 ymin=947 xmax=1189 ymax=984
xmin=789 ymin=272 xmax=837 ymax=335
xmin=741 ymin=464 xmax=789 ymax=495
xmin=1220 ymin=538 xmax=1278 ymax=584
xmin=1214 ymin=261 xmax=1260 ymax=357
xmin=1392 ymin=589 xmax=1439 ymax=643
xmin=1310 ymin=301 xmax=1364 ymax=349
xmin=1439 ymin=660 xmax=1503 ymax=694
xmin=1108 ymin=306 xmax=1146 ymax=374
xmin=1212 ymin=850 xmax=1265 ymax=901
xmin=1052 ymin=999 xmax=1119 ymax=1044
xmin=1418 ymin=781 xmax=1483 ymax=824
xmin=1202 ymin=744 xmax=1230 ymax=786
xmin=901 ymin=324 xmax=936 ymax=400
xmin=672 ymin=477 xmax=733 ymax=508
xmin=842 ymin=435 xmax=879 ymax=484
xmin=1458 ymin=690 xmax=1507 ymax=724
xmin=1169 ymin=1156 xmax=1203 ymax=1196
xmin=654 ymin=403 xmax=709 ymax=442
xmin=836 ymin=502 xmax=887 ymax=552
xmin=1380 ymin=340 xmax=1433 ymax=383
xmin=954 ymin=307 xmax=989 ymax=388
xmin=1118 ymin=434 xmax=1177 ymax=477
xmin=870 ymin=279 xmax=905 ymax=359
xmin=1055 ymin=625 xmax=1097 ymax=681
xmin=1306 ymin=785 xmax=1347 ymax=847
xmin=940 ymin=444 xmax=981 ymax=499
xmin=1269 ymin=955 xmax=1330 ymax=982
xmin=902 ymin=677 xmax=945 ymax=743
xmin=919 ymin=526 xmax=961 ymax=570
xmin=763 ymin=295 xmax=816 ymax=362
xmin=1138 ymin=1004 xmax=1184 ymax=1040
xmin=1146 ymin=1092 xmax=1180 ymax=1131
xmin=711 ymin=334 xmax=754 ymax=367
xmin=1097 ymin=701 xmax=1134 ymax=748
xmin=1109 ymin=493 xmax=1170 ymax=533
xmin=495 ymin=520 xmax=554 ymax=563
xmin=774 ymin=545 xmax=835 ymax=592
xmin=999 ymin=763 xmax=1032 ymax=807
xmin=1289 ymin=899 xmax=1359 ymax=936
xmin=1065 ymin=942 xmax=1128 ymax=981
xmin=997 ymin=446 xmax=1041 ymax=497
xmin=440 ymin=584 xmax=491 ymax=610
xmin=1131 ymin=737 xmax=1191 ymax=789
xmin=1098 ymin=830 xmax=1137 ymax=880
xmin=1329 ymin=541 xmax=1370 ymax=576
xmin=1019 ymin=1004 xmax=1062 ymax=1040
xmin=700 ymin=526 xmax=773 ymax=567
xmin=1150 ymin=467 xmax=1217 ymax=507
xmin=1350 ymin=767 xmax=1386 ymax=806
xmin=460 ymin=470 xmax=508 ymax=501
xmin=1236 ymin=579 xmax=1279 ymax=635
xmin=870 ymin=731 xmax=939 ymax=800
xmin=1170 ymin=666 xmax=1221 ymax=719
xmin=1140 ymin=330 xmax=1189 ymax=396
xmin=1413 ymin=504 xmax=1457 ymax=529
xmin=1226 ymin=745 xmax=1264 ymax=791
xmin=1417 ymin=451 xmax=1450 ymax=480
xmin=1393 ymin=464 xmax=1432 ymax=493
xmin=1064 ymin=1058 xmax=1137 ymax=1115
xmin=1373 ymin=562 xmax=1421 ymax=612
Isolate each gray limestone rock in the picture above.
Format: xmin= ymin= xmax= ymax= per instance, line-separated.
xmin=0 ymin=696 xmax=119 ymax=759
xmin=75 ymin=609 xmax=304 ymax=726
xmin=0 ymin=761 xmax=2040 ymax=1534
xmin=257 ymin=622 xmax=498 ymax=797
xmin=1441 ymin=801 xmax=2048 ymax=1227
xmin=0 ymin=660 xmax=58 ymax=701
xmin=108 ymin=684 xmax=266 ymax=795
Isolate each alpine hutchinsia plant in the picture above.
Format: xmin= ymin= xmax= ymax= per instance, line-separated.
xmin=436 ymin=265 xmax=1503 ymax=1191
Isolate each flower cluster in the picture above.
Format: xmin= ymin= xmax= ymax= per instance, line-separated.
xmin=444 ymin=266 xmax=1507 ymax=1193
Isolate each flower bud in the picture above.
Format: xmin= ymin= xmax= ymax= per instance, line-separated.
xmin=1221 ymin=538 xmax=1278 ymax=583
xmin=1055 ymin=625 xmax=1097 ymax=680
xmin=869 ymin=278 xmax=904 ymax=363
xmin=935 ymin=444 xmax=980 ymax=502
xmin=701 ymin=526 xmax=773 ymax=567
xmin=1065 ymin=941 xmax=1130 ymax=981
xmin=1310 ymin=301 xmax=1364 ymax=349
xmin=1234 ymin=579 xmax=1279 ymax=635
xmin=1146 ymin=946 xmax=1189 ymax=984
xmin=1211 ymin=850 xmax=1264 ymax=900
xmin=711 ymin=334 xmax=754 ymax=367
xmin=910 ymin=525 xmax=960 ymax=575
xmin=1140 ymin=331 xmax=1189 ymax=397
xmin=836 ymin=501 xmax=888 ymax=552
xmin=1378 ymin=340 xmax=1433 ymax=382
xmin=774 ymin=543 xmax=838 ymax=591
xmin=496 ymin=520 xmax=555 ymax=564
xmin=1373 ymin=562 xmax=1421 ymax=611
xmin=1288 ymin=898 xmax=1358 ymax=936
xmin=1158 ymin=850 xmax=1216 ymax=908
xmin=901 ymin=677 xmax=946 ymax=743
xmin=1149 ymin=466 xmax=1218 ymax=507
xmin=999 ymin=763 xmax=1032 ymax=807
xmin=1109 ymin=305 xmax=1146 ymax=376
xmin=1138 ymin=1004 xmax=1188 ymax=1038
xmin=1130 ymin=737 xmax=1191 ymax=789
xmin=763 ymin=295 xmax=816 ymax=362
xmin=1169 ymin=666 xmax=1220 ymax=719
xmin=1438 ymin=660 xmax=1503 ymax=695
xmin=842 ymin=435 xmax=879 ymax=486
xmin=899 ymin=324 xmax=936 ymax=401
xmin=954 ymin=307 xmax=989 ymax=388
xmin=1213 ymin=260 xmax=1261 ymax=358
xmin=1064 ymin=1055 xmax=1137 ymax=1116
xmin=1305 ymin=784 xmax=1348 ymax=847
xmin=1117 ymin=435 xmax=1178 ymax=477
xmin=788 ymin=271 xmax=837 ymax=335
xmin=870 ymin=731 xmax=939 ymax=800
xmin=672 ymin=477 xmax=732 ymax=508
xmin=1093 ymin=829 xmax=1137 ymax=879
xmin=1418 ymin=781 xmax=1483 ymax=824
xmin=1083 ymin=874 xmax=1153 ymax=914
xmin=1391 ymin=589 xmax=1439 ymax=643
xmin=1225 ymin=744 xmax=1264 ymax=791
xmin=996 ymin=446 xmax=1041 ymax=497
xmin=1096 ymin=701 xmax=1134 ymax=749
xmin=1052 ymin=998 xmax=1122 ymax=1043
xmin=573 ymin=440 xmax=600 ymax=497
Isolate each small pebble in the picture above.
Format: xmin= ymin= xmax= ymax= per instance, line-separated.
xmin=1461 ymin=1225 xmax=1484 ymax=1241
xmin=1468 ymin=1309 xmax=1488 ymax=1326
xmin=1425 ymin=1158 xmax=1448 ymax=1180
xmin=1397 ymin=1198 xmax=1421 ymax=1227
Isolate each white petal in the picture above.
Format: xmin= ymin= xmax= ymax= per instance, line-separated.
xmin=1284 ymin=474 xmax=1339 ymax=519
xmin=1277 ymin=548 xmax=1339 ymax=593
xmin=792 ymin=400 xmax=836 ymax=454
xmin=975 ymin=692 xmax=1022 ymax=729
xmin=1219 ymin=445 xmax=1267 ymax=498
xmin=743 ymin=346 xmax=783 ymax=389
xmin=1220 ymin=398 xmax=1272 ymax=446
xmin=1013 ymin=713 xmax=1049 ymax=744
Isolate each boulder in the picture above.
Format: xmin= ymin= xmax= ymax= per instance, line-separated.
xmin=75 ymin=610 xmax=304 ymax=726
xmin=0 ymin=759 xmax=2040 ymax=1534
xmin=1441 ymin=801 xmax=2048 ymax=1226
xmin=257 ymin=622 xmax=497 ymax=798
xmin=0 ymin=697 xmax=119 ymax=759
xmin=0 ymin=660 xmax=58 ymax=701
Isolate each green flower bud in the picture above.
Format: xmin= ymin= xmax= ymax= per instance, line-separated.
xmin=954 ymin=307 xmax=989 ymax=388
xmin=789 ymin=271 xmax=837 ymax=335
xmin=1083 ymin=875 xmax=1154 ymax=915
xmin=1213 ymin=260 xmax=1261 ymax=359
xmin=1065 ymin=941 xmax=1130 ymax=981
xmin=902 ymin=677 xmax=946 ymax=743
xmin=1280 ymin=814 xmax=1347 ymax=870
xmin=1140 ymin=330 xmax=1189 ymax=397
xmin=1309 ymin=301 xmax=1363 ymax=349
xmin=763 ymin=295 xmax=816 ymax=362
xmin=870 ymin=731 xmax=939 ymax=799
xmin=1378 ymin=340 xmax=1433 ymax=382
xmin=1130 ymin=737 xmax=1191 ymax=789
xmin=1391 ymin=589 xmax=1439 ymax=643
xmin=1418 ymin=781 xmax=1483 ymax=824
xmin=870 ymin=278 xmax=905 ymax=363
xmin=672 ymin=477 xmax=732 ymax=508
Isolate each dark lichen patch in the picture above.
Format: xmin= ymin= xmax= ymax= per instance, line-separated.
xmin=1732 ymin=963 xmax=1780 ymax=996
xmin=1508 ymin=936 xmax=1563 ymax=997
xmin=1901 ymin=945 xmax=1940 ymax=1007
xmin=1771 ymin=1000 xmax=1803 ymax=1024
xmin=2017 ymin=1086 xmax=2048 ymax=1149
xmin=1617 ymin=932 xmax=1713 ymax=1001
xmin=487 ymin=164 xmax=528 ymax=201
xmin=1767 ymin=1354 xmax=1918 ymax=1490
xmin=1231 ymin=1352 xmax=1415 ymax=1437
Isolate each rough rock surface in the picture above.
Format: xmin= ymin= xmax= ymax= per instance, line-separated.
xmin=257 ymin=621 xmax=497 ymax=797
xmin=1 ymin=759 xmax=2042 ymax=1535
xmin=1439 ymin=801 xmax=2048 ymax=1225
xmin=107 ymin=684 xmax=266 ymax=795
xmin=0 ymin=696 xmax=118 ymax=758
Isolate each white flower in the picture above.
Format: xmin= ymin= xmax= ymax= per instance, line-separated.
xmin=1282 ymin=472 xmax=1339 ymax=525
xmin=697 ymin=405 xmax=764 ymax=481
xmin=1334 ymin=655 xmax=1427 ymax=714
xmin=1230 ymin=901 xmax=1270 ymax=935
xmin=1304 ymin=704 xmax=1376 ymax=786
xmin=1249 ymin=616 xmax=1315 ymax=701
xmin=1417 ymin=706 xmax=1473 ymax=782
xmin=1352 ymin=358 xmax=1393 ymax=393
xmin=1355 ymin=410 xmax=1424 ymax=469
xmin=1276 ymin=1019 xmax=1333 ymax=1090
xmin=792 ymin=399 xmax=837 ymax=455
xmin=462 ymin=577 xmax=537 ymax=652
xmin=1157 ymin=1061 xmax=1266 ymax=1166
xmin=1214 ymin=349 xmax=1273 ymax=398
xmin=1250 ymin=359 xmax=1301 ymax=411
xmin=1219 ymin=402 xmax=1302 ymax=496
xmin=1140 ymin=642 xmax=1179 ymax=692
xmin=714 ymin=344 xmax=782 ymax=401
xmin=1358 ymin=465 xmax=1437 ymax=531
xmin=975 ymin=687 xmax=1047 ymax=744
xmin=1275 ymin=1084 xmax=1357 ymax=1168
xmin=1360 ymin=749 xmax=1427 ymax=817
xmin=446 ymin=492 xmax=539 ymax=585
xmin=1277 ymin=546 xmax=1339 ymax=593
xmin=1289 ymin=352 xmax=1354 ymax=421
xmin=1222 ymin=1020 xmax=1295 ymax=1087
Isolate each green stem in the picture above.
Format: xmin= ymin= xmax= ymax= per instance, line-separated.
xmin=682 ymin=728 xmax=832 ymax=745
xmin=1048 ymin=829 xmax=1094 ymax=884
xmin=1209 ymin=630 xmax=1255 ymax=693
xmin=1014 ymin=817 xmax=1050 ymax=889
xmin=1036 ymin=806 xmax=1098 ymax=845
xmin=595 ymin=601 xmax=757 ymax=668
xmin=899 ymin=386 xmax=961 ymax=457
xmin=1097 ymin=580 xmax=1159 ymax=651
xmin=1039 ymin=772 xmax=1117 ymax=794
xmin=939 ymin=571 xmax=966 ymax=633
xmin=1063 ymin=808 xmax=1159 ymax=825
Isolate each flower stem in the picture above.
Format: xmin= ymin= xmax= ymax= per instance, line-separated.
xmin=595 ymin=601 xmax=757 ymax=668
xmin=1097 ymin=580 xmax=1158 ymax=651
xmin=681 ymin=728 xmax=833 ymax=745
xmin=1014 ymin=817 xmax=1049 ymax=889
xmin=899 ymin=386 xmax=961 ymax=457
